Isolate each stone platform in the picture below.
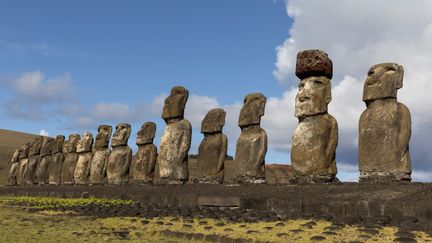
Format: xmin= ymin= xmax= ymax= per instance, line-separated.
xmin=1 ymin=183 xmax=432 ymax=228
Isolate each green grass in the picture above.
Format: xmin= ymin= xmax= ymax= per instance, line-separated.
xmin=1 ymin=196 xmax=432 ymax=242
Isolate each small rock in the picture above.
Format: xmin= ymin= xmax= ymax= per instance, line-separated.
xmin=239 ymin=224 xmax=247 ymax=228
xmin=395 ymin=231 xmax=415 ymax=238
xmin=246 ymin=230 xmax=259 ymax=234
xmin=323 ymin=231 xmax=337 ymax=235
xmin=183 ymin=224 xmax=193 ymax=229
xmin=393 ymin=237 xmax=417 ymax=243
xmin=204 ymin=226 xmax=213 ymax=230
xmin=141 ymin=220 xmax=149 ymax=225
xmin=80 ymin=192 xmax=90 ymax=198
xmin=358 ymin=228 xmax=380 ymax=235
xmin=156 ymin=221 xmax=164 ymax=225
xmin=275 ymin=222 xmax=285 ymax=227
xmin=224 ymin=228 xmax=233 ymax=232
xmin=276 ymin=233 xmax=288 ymax=237
xmin=310 ymin=236 xmax=326 ymax=241
xmin=290 ymin=229 xmax=303 ymax=233
xmin=199 ymin=221 xmax=208 ymax=225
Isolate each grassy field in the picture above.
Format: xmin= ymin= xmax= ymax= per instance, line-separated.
xmin=0 ymin=129 xmax=38 ymax=185
xmin=1 ymin=196 xmax=431 ymax=243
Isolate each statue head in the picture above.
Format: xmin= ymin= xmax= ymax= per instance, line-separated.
xmin=63 ymin=134 xmax=80 ymax=153
xmin=76 ymin=132 xmax=93 ymax=153
xmin=95 ymin=125 xmax=112 ymax=148
xmin=40 ymin=136 xmax=54 ymax=156
xmin=136 ymin=122 xmax=156 ymax=145
xmin=201 ymin=108 xmax=226 ymax=133
xmin=294 ymin=49 xmax=333 ymax=118
xmin=295 ymin=76 xmax=332 ymax=118
xmin=363 ymin=63 xmax=404 ymax=102
xmin=112 ymin=123 xmax=131 ymax=147
xmin=162 ymin=86 xmax=189 ymax=122
xmin=238 ymin=93 xmax=266 ymax=128
xmin=29 ymin=136 xmax=43 ymax=156
xmin=12 ymin=148 xmax=21 ymax=162
xmin=19 ymin=143 xmax=31 ymax=159
xmin=52 ymin=135 xmax=65 ymax=154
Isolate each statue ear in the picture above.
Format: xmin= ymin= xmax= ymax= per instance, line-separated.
xmin=395 ymin=64 xmax=404 ymax=89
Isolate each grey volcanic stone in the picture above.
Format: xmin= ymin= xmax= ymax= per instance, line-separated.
xmin=131 ymin=122 xmax=157 ymax=184
xmin=23 ymin=136 xmax=42 ymax=185
xmin=234 ymin=93 xmax=267 ymax=184
xmin=48 ymin=135 xmax=65 ymax=185
xmin=107 ymin=123 xmax=132 ymax=185
xmin=193 ymin=108 xmax=227 ymax=184
xmin=291 ymin=50 xmax=338 ymax=183
xmin=16 ymin=143 xmax=30 ymax=185
xmin=74 ymin=132 xmax=93 ymax=184
xmin=35 ymin=136 xmax=54 ymax=184
xmin=359 ymin=63 xmax=411 ymax=182
xmin=90 ymin=125 xmax=112 ymax=184
xmin=156 ymin=86 xmax=191 ymax=184
xmin=60 ymin=134 xmax=80 ymax=184
xmin=7 ymin=149 xmax=20 ymax=185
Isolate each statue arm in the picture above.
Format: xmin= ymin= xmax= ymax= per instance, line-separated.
xmin=149 ymin=145 xmax=158 ymax=174
xmin=257 ymin=130 xmax=268 ymax=167
xmin=398 ymin=103 xmax=411 ymax=160
xmin=326 ymin=116 xmax=338 ymax=167
xmin=179 ymin=121 xmax=192 ymax=161
xmin=125 ymin=148 xmax=133 ymax=175
xmin=217 ymin=134 xmax=228 ymax=172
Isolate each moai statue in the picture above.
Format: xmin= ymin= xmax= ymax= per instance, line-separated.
xmin=155 ymin=86 xmax=192 ymax=184
xmin=24 ymin=136 xmax=42 ymax=185
xmin=107 ymin=123 xmax=132 ymax=185
xmin=47 ymin=135 xmax=65 ymax=185
xmin=16 ymin=143 xmax=30 ymax=185
xmin=359 ymin=63 xmax=411 ymax=182
xmin=291 ymin=50 xmax=338 ymax=183
xmin=35 ymin=136 xmax=54 ymax=184
xmin=74 ymin=132 xmax=94 ymax=184
xmin=193 ymin=108 xmax=227 ymax=184
xmin=234 ymin=93 xmax=267 ymax=184
xmin=131 ymin=122 xmax=158 ymax=184
xmin=7 ymin=149 xmax=21 ymax=185
xmin=60 ymin=134 xmax=80 ymax=184
xmin=89 ymin=125 xmax=112 ymax=184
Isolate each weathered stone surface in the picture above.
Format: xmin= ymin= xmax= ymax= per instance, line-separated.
xmin=89 ymin=149 xmax=110 ymax=184
xmin=89 ymin=125 xmax=112 ymax=184
xmin=136 ymin=122 xmax=156 ymax=146
xmin=94 ymin=125 xmax=112 ymax=148
xmin=156 ymin=86 xmax=191 ymax=184
xmin=23 ymin=136 xmax=42 ymax=185
xmin=234 ymin=93 xmax=267 ymax=184
xmin=35 ymin=136 xmax=54 ymax=184
xmin=359 ymin=63 xmax=411 ymax=182
xmin=201 ymin=108 xmax=226 ymax=133
xmin=295 ymin=49 xmax=333 ymax=80
xmin=74 ymin=132 xmax=94 ymax=184
xmin=291 ymin=50 xmax=338 ymax=183
xmin=162 ymin=86 xmax=189 ymax=121
xmin=7 ymin=149 xmax=21 ymax=185
xmin=48 ymin=135 xmax=65 ymax=185
xmin=60 ymin=134 xmax=80 ymax=184
xmin=107 ymin=146 xmax=132 ymax=185
xmin=107 ymin=123 xmax=132 ymax=185
xmin=193 ymin=108 xmax=227 ymax=184
xmin=16 ymin=143 xmax=30 ymax=185
xmin=131 ymin=122 xmax=157 ymax=184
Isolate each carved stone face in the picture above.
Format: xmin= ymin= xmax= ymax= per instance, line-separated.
xmin=29 ymin=136 xmax=43 ymax=156
xmin=238 ymin=93 xmax=266 ymax=127
xmin=63 ymin=134 xmax=80 ymax=153
xmin=162 ymin=86 xmax=189 ymax=121
xmin=52 ymin=135 xmax=65 ymax=154
xmin=112 ymin=123 xmax=131 ymax=147
xmin=95 ymin=125 xmax=112 ymax=148
xmin=76 ymin=132 xmax=93 ymax=153
xmin=295 ymin=76 xmax=331 ymax=118
xmin=201 ymin=108 xmax=226 ymax=133
xmin=136 ymin=122 xmax=156 ymax=145
xmin=19 ymin=143 xmax=31 ymax=159
xmin=363 ymin=63 xmax=404 ymax=102
xmin=40 ymin=136 xmax=54 ymax=156
xmin=12 ymin=149 xmax=21 ymax=162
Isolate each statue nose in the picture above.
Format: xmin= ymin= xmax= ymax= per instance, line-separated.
xmin=298 ymin=95 xmax=310 ymax=102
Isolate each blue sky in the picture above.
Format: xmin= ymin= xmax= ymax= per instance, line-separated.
xmin=2 ymin=1 xmax=432 ymax=182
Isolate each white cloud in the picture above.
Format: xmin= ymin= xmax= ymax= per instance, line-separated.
xmin=270 ymin=0 xmax=432 ymax=180
xmin=39 ymin=129 xmax=49 ymax=136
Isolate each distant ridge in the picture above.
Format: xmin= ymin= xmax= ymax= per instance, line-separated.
xmin=0 ymin=129 xmax=39 ymax=185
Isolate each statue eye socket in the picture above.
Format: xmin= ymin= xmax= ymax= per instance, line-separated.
xmin=314 ymin=80 xmax=323 ymax=86
xmin=368 ymin=70 xmax=375 ymax=76
xmin=298 ymin=83 xmax=304 ymax=89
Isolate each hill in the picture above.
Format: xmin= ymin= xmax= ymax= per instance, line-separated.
xmin=0 ymin=129 xmax=39 ymax=185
